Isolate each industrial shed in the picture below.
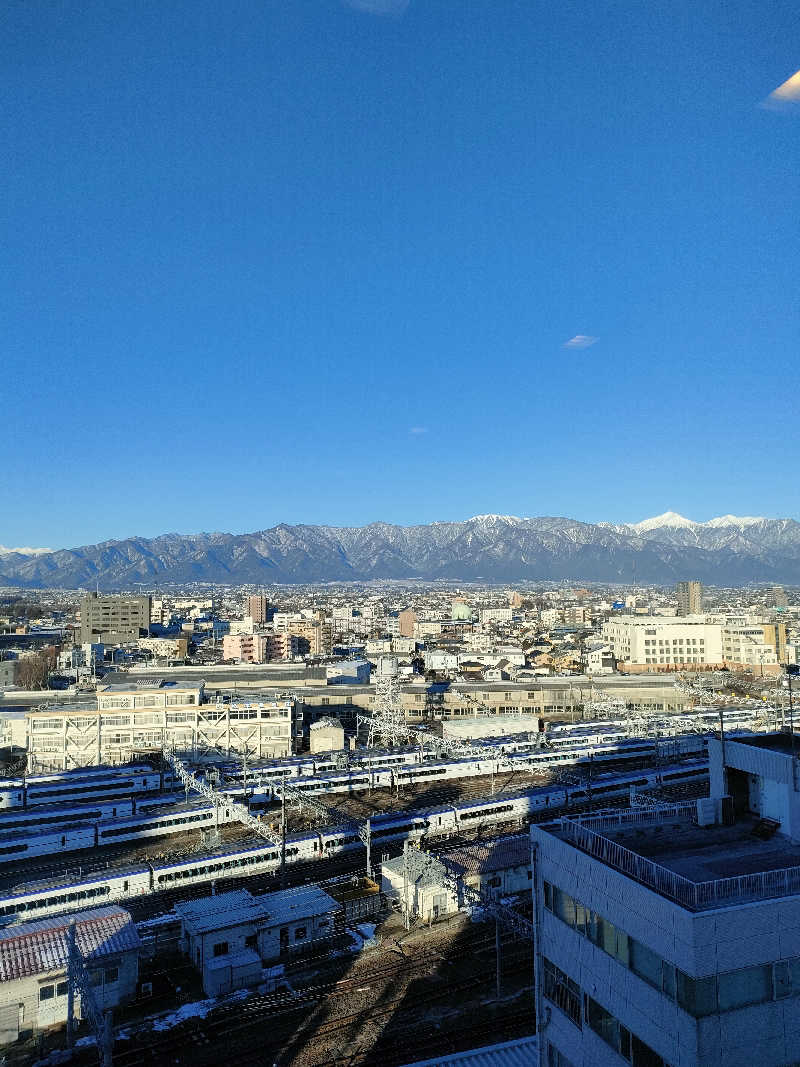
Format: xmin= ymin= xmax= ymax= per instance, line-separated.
xmin=175 ymin=886 xmax=340 ymax=996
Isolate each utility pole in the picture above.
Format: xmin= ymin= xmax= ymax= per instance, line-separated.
xmin=66 ymin=923 xmax=76 ymax=1049
xmin=280 ymin=771 xmax=287 ymax=888
xmin=495 ymin=918 xmax=502 ymax=999
xmin=402 ymin=838 xmax=410 ymax=931
xmin=363 ymin=817 xmax=372 ymax=881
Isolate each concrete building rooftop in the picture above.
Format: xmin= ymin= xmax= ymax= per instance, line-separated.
xmin=735 ymin=732 xmax=800 ymax=755
xmin=545 ymin=804 xmax=800 ymax=911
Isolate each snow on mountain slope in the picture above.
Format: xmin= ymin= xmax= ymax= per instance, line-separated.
xmin=1 ymin=513 xmax=798 ymax=588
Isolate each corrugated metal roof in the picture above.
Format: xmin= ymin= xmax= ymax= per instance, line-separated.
xmin=174 ymin=890 xmax=267 ymax=934
xmin=441 ymin=835 xmax=530 ymax=877
xmin=0 ymin=906 xmax=140 ymax=982
xmin=174 ymin=886 xmax=339 ymax=935
xmin=400 ymin=1035 xmax=538 ymax=1067
xmin=264 ymin=885 xmax=339 ymax=926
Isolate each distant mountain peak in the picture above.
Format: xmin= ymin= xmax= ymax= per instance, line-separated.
xmin=632 ymin=511 xmax=697 ymax=531
xmin=703 ymin=514 xmax=765 ymax=528
xmin=470 ymin=514 xmax=522 ymax=523
xmin=0 ymin=545 xmax=53 ymax=556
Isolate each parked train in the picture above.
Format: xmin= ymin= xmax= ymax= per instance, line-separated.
xmin=0 ymin=760 xmax=708 ymax=924
xmin=0 ymin=803 xmax=231 ymax=867
xmin=0 ymin=765 xmax=172 ymax=811
xmin=234 ymin=735 xmax=709 ymax=806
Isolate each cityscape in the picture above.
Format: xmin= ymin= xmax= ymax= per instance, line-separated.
xmin=4 ymin=2 xmax=799 ymax=1067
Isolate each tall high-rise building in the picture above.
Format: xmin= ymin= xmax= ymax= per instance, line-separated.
xmin=770 ymin=585 xmax=789 ymax=610
xmin=79 ymin=593 xmax=151 ymax=644
xmin=247 ymin=594 xmax=269 ymax=624
xmin=676 ymin=580 xmax=702 ymax=616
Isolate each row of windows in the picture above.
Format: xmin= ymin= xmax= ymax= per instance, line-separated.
xmin=459 ymin=803 xmax=514 ymax=821
xmin=39 ymin=967 xmax=118 ymax=1002
xmin=545 ymin=880 xmax=800 ymax=1016
xmin=2 ymin=884 xmax=111 ymax=918
xmin=155 ymin=850 xmax=281 ymax=884
xmin=542 ymin=957 xmax=669 ymax=1067
xmin=28 ymin=780 xmax=138 ymax=800
xmin=99 ymin=812 xmax=211 ymax=838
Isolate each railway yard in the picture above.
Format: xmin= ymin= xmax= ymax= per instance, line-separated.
xmin=0 ymin=725 xmax=716 ymax=1067
xmin=11 ymin=910 xmax=536 ymax=1067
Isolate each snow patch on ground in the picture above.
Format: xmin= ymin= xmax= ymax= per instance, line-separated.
xmin=150 ymin=988 xmax=251 ymax=1032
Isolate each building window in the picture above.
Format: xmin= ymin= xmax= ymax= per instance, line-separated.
xmin=213 ymin=942 xmax=229 ymax=957
xmin=543 ymin=958 xmax=581 ymax=1028
xmin=295 ymin=927 xmax=307 ymax=941
xmin=545 ymin=1043 xmax=576 ymax=1067
xmin=39 ymin=986 xmax=55 ymax=1002
xmin=56 ymin=982 xmax=69 ymax=997
xmin=104 ymin=967 xmax=119 ymax=984
xmin=585 ymin=994 xmax=668 ymax=1067
xmin=245 ymin=934 xmax=258 ymax=949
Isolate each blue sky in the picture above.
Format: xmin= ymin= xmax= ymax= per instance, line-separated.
xmin=3 ymin=1 xmax=798 ymax=548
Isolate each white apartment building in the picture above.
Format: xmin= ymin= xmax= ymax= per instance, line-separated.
xmin=137 ymin=636 xmax=189 ymax=659
xmin=532 ymin=733 xmax=800 ymax=1067
xmin=602 ymin=616 xmax=722 ymax=669
xmin=26 ymin=680 xmax=300 ymax=768
xmin=480 ymin=608 xmax=513 ymax=626
xmin=603 ymin=615 xmax=783 ymax=673
xmin=721 ymin=624 xmax=778 ymax=669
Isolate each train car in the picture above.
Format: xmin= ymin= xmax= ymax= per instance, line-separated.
xmin=290 ymin=770 xmax=376 ymax=795
xmin=0 ymin=865 xmax=152 ymax=923
xmin=150 ymin=839 xmax=284 ymax=893
xmin=0 ymin=798 xmax=134 ymax=834
xmin=368 ymin=812 xmax=431 ymax=844
xmin=0 ymin=825 xmax=97 ymax=867
xmin=95 ymin=805 xmax=234 ymax=846
xmin=23 ymin=772 xmax=163 ymax=808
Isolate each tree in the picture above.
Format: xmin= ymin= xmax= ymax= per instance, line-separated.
xmin=16 ymin=647 xmax=57 ymax=690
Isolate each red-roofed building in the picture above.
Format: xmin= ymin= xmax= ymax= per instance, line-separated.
xmin=0 ymin=906 xmax=139 ymax=1046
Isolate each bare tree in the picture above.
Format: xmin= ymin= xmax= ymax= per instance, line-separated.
xmin=16 ymin=647 xmax=57 ymax=691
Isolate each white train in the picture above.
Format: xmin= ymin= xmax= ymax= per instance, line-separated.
xmin=0 ymin=734 xmax=708 ymax=868
xmin=0 ymin=765 xmax=170 ymax=811
xmin=236 ymin=735 xmax=708 ymax=807
xmin=0 ymin=798 xmax=135 ymax=834
xmin=0 ymin=759 xmax=707 ymax=924
xmin=0 ymin=804 xmax=233 ymax=867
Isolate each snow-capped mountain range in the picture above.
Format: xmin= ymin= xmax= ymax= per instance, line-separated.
xmin=1 ymin=512 xmax=799 ymax=589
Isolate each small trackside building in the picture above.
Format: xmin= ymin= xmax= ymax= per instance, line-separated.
xmin=175 ymin=886 xmax=340 ymax=996
xmin=382 ymin=835 xmax=532 ymax=923
xmin=0 ymin=906 xmax=139 ymax=1047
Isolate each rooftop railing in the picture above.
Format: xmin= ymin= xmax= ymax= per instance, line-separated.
xmin=557 ymin=807 xmax=800 ymax=911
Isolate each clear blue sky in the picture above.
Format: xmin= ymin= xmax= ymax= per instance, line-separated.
xmin=3 ymin=0 xmax=798 ymax=549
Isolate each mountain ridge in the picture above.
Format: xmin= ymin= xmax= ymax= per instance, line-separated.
xmin=1 ymin=513 xmax=800 ymax=589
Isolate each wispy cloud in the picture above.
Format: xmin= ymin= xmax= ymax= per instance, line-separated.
xmin=409 ymin=426 xmax=427 ymax=435
xmin=343 ymin=0 xmax=410 ymax=17
xmin=562 ymin=335 xmax=598 ymax=350
xmin=761 ymin=69 xmax=800 ymax=111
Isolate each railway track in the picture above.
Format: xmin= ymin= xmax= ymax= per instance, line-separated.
xmin=108 ymin=933 xmax=533 ymax=1067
